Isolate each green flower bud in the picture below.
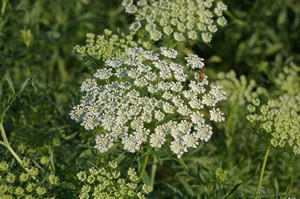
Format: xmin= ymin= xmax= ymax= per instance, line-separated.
xmin=25 ymin=195 xmax=34 ymax=199
xmin=0 ymin=185 xmax=8 ymax=194
xmin=77 ymin=171 xmax=87 ymax=182
xmin=19 ymin=173 xmax=29 ymax=182
xmin=87 ymin=175 xmax=95 ymax=184
xmin=142 ymin=184 xmax=152 ymax=194
xmin=0 ymin=161 xmax=9 ymax=172
xmin=215 ymin=168 xmax=228 ymax=183
xmin=6 ymin=173 xmax=16 ymax=184
xmin=26 ymin=183 xmax=35 ymax=193
xmin=36 ymin=186 xmax=47 ymax=196
xmin=15 ymin=187 xmax=25 ymax=196
xmin=28 ymin=167 xmax=39 ymax=177
xmin=40 ymin=156 xmax=48 ymax=165
xmin=81 ymin=185 xmax=91 ymax=193
xmin=48 ymin=174 xmax=59 ymax=185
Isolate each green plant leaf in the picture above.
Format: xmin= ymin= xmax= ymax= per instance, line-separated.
xmin=6 ymin=77 xmax=15 ymax=95
xmin=19 ymin=76 xmax=32 ymax=94
xmin=225 ymin=183 xmax=242 ymax=198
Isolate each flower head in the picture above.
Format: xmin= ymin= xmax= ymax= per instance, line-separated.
xmin=73 ymin=29 xmax=152 ymax=61
xmin=247 ymin=95 xmax=300 ymax=155
xmin=77 ymin=163 xmax=151 ymax=198
xmin=70 ymin=47 xmax=226 ymax=158
xmin=122 ymin=0 xmax=228 ymax=43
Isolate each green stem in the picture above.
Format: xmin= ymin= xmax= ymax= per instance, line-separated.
xmin=225 ymin=105 xmax=238 ymax=151
xmin=0 ymin=140 xmax=6 ymax=146
xmin=138 ymin=145 xmax=151 ymax=181
xmin=6 ymin=145 xmax=23 ymax=165
xmin=178 ymin=158 xmax=189 ymax=173
xmin=0 ymin=122 xmax=9 ymax=143
xmin=249 ymin=0 xmax=260 ymax=16
xmin=0 ymin=122 xmax=23 ymax=165
xmin=288 ymin=167 xmax=294 ymax=194
xmin=254 ymin=146 xmax=271 ymax=199
xmin=1 ymin=0 xmax=9 ymax=16
xmin=150 ymin=156 xmax=158 ymax=190
xmin=224 ymin=10 xmax=247 ymax=26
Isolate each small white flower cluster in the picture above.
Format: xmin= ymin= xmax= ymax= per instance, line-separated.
xmin=247 ymin=96 xmax=300 ymax=155
xmin=73 ymin=29 xmax=152 ymax=61
xmin=275 ymin=63 xmax=300 ymax=96
xmin=122 ymin=0 xmax=228 ymax=43
xmin=77 ymin=162 xmax=151 ymax=198
xmin=70 ymin=47 xmax=226 ymax=158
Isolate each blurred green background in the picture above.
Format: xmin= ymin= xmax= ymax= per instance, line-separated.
xmin=0 ymin=0 xmax=299 ymax=198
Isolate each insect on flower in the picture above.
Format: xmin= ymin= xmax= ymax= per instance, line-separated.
xmin=198 ymin=69 xmax=204 ymax=82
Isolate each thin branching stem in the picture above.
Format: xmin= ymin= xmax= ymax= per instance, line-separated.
xmin=254 ymin=145 xmax=271 ymax=198
xmin=138 ymin=145 xmax=151 ymax=181
xmin=150 ymin=156 xmax=158 ymax=190
xmin=0 ymin=122 xmax=23 ymax=165
xmin=224 ymin=10 xmax=247 ymax=26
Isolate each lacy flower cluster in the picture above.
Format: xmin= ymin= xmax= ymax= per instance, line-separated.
xmin=275 ymin=63 xmax=300 ymax=96
xmin=76 ymin=162 xmax=151 ymax=199
xmin=0 ymin=160 xmax=59 ymax=199
xmin=70 ymin=47 xmax=226 ymax=158
xmin=74 ymin=29 xmax=152 ymax=61
xmin=213 ymin=70 xmax=267 ymax=106
xmin=122 ymin=0 xmax=227 ymax=42
xmin=247 ymin=96 xmax=300 ymax=155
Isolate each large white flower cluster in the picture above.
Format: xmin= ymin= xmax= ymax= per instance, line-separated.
xmin=122 ymin=0 xmax=227 ymax=43
xmin=70 ymin=47 xmax=226 ymax=158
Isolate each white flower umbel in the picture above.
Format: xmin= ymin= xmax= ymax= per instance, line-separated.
xmin=70 ymin=47 xmax=226 ymax=158
xmin=122 ymin=0 xmax=228 ymax=43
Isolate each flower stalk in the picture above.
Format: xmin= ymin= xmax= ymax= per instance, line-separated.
xmin=254 ymin=145 xmax=271 ymax=198
xmin=0 ymin=122 xmax=23 ymax=165
xmin=150 ymin=156 xmax=158 ymax=190
xmin=138 ymin=145 xmax=151 ymax=181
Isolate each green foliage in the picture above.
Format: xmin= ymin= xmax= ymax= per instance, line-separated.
xmin=0 ymin=0 xmax=299 ymax=198
xmin=76 ymin=162 xmax=151 ymax=198
xmin=0 ymin=158 xmax=59 ymax=198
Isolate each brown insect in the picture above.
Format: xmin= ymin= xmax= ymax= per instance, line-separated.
xmin=198 ymin=69 xmax=204 ymax=82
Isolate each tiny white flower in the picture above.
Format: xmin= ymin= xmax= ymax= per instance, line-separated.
xmin=170 ymin=140 xmax=187 ymax=158
xmin=209 ymin=108 xmax=225 ymax=122
xmin=185 ymin=54 xmax=204 ymax=69
xmin=155 ymin=110 xmax=165 ymax=121
xmin=195 ymin=124 xmax=213 ymax=142
xmin=80 ymin=79 xmax=98 ymax=92
xmin=190 ymin=111 xmax=205 ymax=125
xmin=201 ymin=32 xmax=212 ymax=43
xmin=163 ymin=102 xmax=174 ymax=114
xmin=94 ymin=68 xmax=113 ymax=80
xmin=217 ymin=16 xmax=227 ymax=26
xmin=122 ymin=134 xmax=142 ymax=153
xmin=81 ymin=115 xmax=99 ymax=130
xmin=162 ymin=91 xmax=173 ymax=100
xmin=177 ymin=105 xmax=192 ymax=116
xmin=105 ymin=57 xmax=123 ymax=68
xmin=150 ymin=132 xmax=166 ymax=148
xmin=129 ymin=21 xmax=141 ymax=32
xmin=150 ymin=30 xmax=162 ymax=41
xmin=160 ymin=47 xmax=178 ymax=59
xmin=134 ymin=128 xmax=150 ymax=143
xmin=183 ymin=133 xmax=199 ymax=148
xmin=95 ymin=134 xmax=114 ymax=153
xmin=173 ymin=32 xmax=185 ymax=41
xmin=70 ymin=105 xmax=86 ymax=122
